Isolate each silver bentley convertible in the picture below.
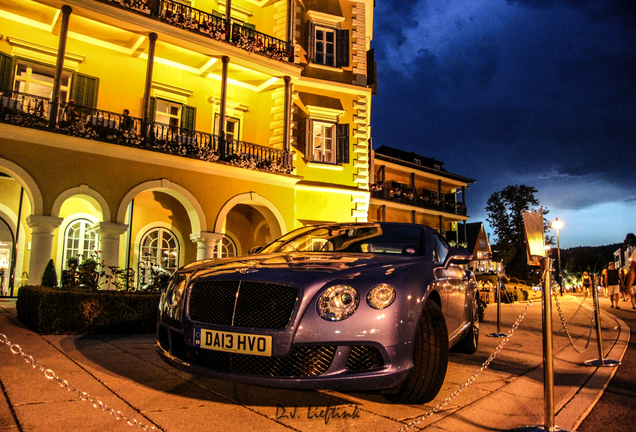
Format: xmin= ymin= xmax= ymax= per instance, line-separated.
xmin=156 ymin=222 xmax=479 ymax=403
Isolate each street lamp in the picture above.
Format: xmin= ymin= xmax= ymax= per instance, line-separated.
xmin=550 ymin=218 xmax=564 ymax=295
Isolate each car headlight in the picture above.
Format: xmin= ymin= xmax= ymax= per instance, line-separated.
xmin=167 ymin=278 xmax=186 ymax=308
xmin=317 ymin=285 xmax=359 ymax=321
xmin=367 ymin=283 xmax=396 ymax=309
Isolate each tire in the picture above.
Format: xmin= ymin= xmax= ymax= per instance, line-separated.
xmin=452 ymin=293 xmax=479 ymax=354
xmin=384 ymin=300 xmax=449 ymax=404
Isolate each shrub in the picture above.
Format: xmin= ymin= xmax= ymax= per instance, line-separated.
xmin=509 ymin=277 xmax=520 ymax=284
xmin=16 ymin=286 xmax=160 ymax=334
xmin=41 ymin=259 xmax=58 ymax=288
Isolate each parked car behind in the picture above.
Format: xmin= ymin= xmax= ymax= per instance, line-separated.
xmin=156 ymin=222 xmax=479 ymax=403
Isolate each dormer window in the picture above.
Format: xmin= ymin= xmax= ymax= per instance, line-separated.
xmin=414 ymin=158 xmax=421 ymax=165
xmin=434 ymin=164 xmax=441 ymax=170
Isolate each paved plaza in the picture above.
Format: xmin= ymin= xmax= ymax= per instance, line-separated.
xmin=0 ymin=293 xmax=629 ymax=431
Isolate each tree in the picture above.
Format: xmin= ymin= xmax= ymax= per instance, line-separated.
xmin=624 ymin=233 xmax=636 ymax=246
xmin=486 ymin=185 xmax=549 ymax=281
xmin=41 ymin=259 xmax=58 ymax=288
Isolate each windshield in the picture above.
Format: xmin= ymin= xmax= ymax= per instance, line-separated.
xmin=260 ymin=224 xmax=425 ymax=256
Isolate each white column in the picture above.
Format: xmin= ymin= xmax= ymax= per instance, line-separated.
xmin=26 ymin=215 xmax=63 ymax=285
xmin=94 ymin=222 xmax=128 ymax=269
xmin=190 ymin=232 xmax=223 ymax=260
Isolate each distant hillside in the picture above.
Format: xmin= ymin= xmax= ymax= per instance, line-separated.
xmin=553 ymin=243 xmax=622 ymax=276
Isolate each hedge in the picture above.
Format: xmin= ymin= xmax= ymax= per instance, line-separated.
xmin=16 ymin=286 xmax=161 ymax=334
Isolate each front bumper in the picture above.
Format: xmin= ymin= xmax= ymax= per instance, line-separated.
xmin=156 ymin=324 xmax=412 ymax=391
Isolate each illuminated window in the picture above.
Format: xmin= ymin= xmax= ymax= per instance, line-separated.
xmin=154 ymin=99 xmax=181 ymax=128
xmin=13 ymin=61 xmax=71 ymax=100
xmin=63 ymin=219 xmax=98 ymax=266
xmin=312 ymin=121 xmax=335 ymax=163
xmin=215 ymin=115 xmax=240 ymax=141
xmin=139 ymin=228 xmax=179 ymax=284
xmin=305 ymin=119 xmax=349 ymax=165
xmin=213 ymin=234 xmax=237 ymax=258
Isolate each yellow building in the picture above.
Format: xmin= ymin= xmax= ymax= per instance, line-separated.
xmin=0 ymin=0 xmax=374 ymax=295
xmin=369 ymin=145 xmax=475 ymax=244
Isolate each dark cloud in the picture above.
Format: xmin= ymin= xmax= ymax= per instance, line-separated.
xmin=371 ymin=0 xmax=636 ymax=246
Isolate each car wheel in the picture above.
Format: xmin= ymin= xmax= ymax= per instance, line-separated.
xmin=384 ymin=300 xmax=449 ymax=404
xmin=452 ymin=293 xmax=479 ymax=354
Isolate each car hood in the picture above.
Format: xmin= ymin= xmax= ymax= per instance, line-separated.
xmin=181 ymin=252 xmax=420 ymax=287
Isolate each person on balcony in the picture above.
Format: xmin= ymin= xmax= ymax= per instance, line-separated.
xmin=120 ymin=109 xmax=133 ymax=131
xmin=60 ymin=99 xmax=79 ymax=128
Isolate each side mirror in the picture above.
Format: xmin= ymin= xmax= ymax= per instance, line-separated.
xmin=248 ymin=246 xmax=264 ymax=255
xmin=443 ymin=247 xmax=472 ymax=269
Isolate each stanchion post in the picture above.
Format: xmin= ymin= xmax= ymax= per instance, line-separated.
xmin=488 ymin=277 xmax=508 ymax=338
xmin=516 ymin=258 xmax=570 ymax=432
xmin=584 ymin=273 xmax=621 ymax=367
xmin=542 ymin=257 xmax=555 ymax=430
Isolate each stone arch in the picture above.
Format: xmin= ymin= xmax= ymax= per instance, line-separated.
xmin=214 ymin=192 xmax=286 ymax=240
xmin=0 ymin=158 xmax=43 ymax=215
xmin=51 ymin=184 xmax=111 ymax=221
xmin=117 ymin=179 xmax=206 ymax=234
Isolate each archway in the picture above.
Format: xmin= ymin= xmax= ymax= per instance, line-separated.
xmin=214 ymin=192 xmax=286 ymax=255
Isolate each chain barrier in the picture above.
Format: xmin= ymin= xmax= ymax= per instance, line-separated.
xmin=552 ymin=287 xmax=595 ymax=354
xmin=0 ymin=333 xmax=158 ymax=431
xmin=397 ymin=270 xmax=547 ymax=432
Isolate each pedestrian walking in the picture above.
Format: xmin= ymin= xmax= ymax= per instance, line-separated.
xmin=619 ymin=268 xmax=628 ymax=302
xmin=603 ymin=262 xmax=621 ymax=309
xmin=582 ymin=271 xmax=592 ymax=298
xmin=627 ymin=249 xmax=636 ymax=310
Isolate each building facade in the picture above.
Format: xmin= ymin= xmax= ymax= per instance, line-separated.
xmin=457 ymin=222 xmax=497 ymax=274
xmin=368 ymin=145 xmax=475 ymax=244
xmin=0 ymin=0 xmax=374 ymax=295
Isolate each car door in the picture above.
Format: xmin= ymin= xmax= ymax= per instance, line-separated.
xmin=432 ymin=234 xmax=468 ymax=337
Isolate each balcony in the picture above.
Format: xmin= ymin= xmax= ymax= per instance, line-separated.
xmin=100 ymin=0 xmax=293 ymax=62
xmin=370 ymin=181 xmax=467 ymax=216
xmin=0 ymin=91 xmax=293 ymax=175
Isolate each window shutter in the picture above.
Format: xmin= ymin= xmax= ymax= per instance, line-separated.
xmin=70 ymin=73 xmax=99 ymax=108
xmin=307 ymin=21 xmax=315 ymax=63
xmin=336 ymin=123 xmax=350 ymax=164
xmin=305 ymin=118 xmax=313 ymax=160
xmin=0 ymin=52 xmax=14 ymax=92
xmin=336 ymin=30 xmax=349 ymax=67
xmin=367 ymin=49 xmax=376 ymax=87
xmin=181 ymin=105 xmax=196 ymax=130
xmin=148 ymin=97 xmax=156 ymax=121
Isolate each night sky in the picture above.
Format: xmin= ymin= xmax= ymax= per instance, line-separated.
xmin=370 ymin=0 xmax=636 ymax=248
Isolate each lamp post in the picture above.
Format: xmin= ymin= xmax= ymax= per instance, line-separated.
xmin=551 ymin=218 xmax=563 ymax=295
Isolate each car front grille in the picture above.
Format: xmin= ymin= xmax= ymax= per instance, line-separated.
xmin=159 ymin=327 xmax=385 ymax=377
xmin=188 ymin=281 xmax=298 ymax=330
xmin=345 ymin=346 xmax=385 ymax=371
xmin=185 ymin=344 xmax=336 ymax=377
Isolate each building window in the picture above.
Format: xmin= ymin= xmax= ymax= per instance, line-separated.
xmin=215 ymin=114 xmax=240 ymax=141
xmin=434 ymin=164 xmax=441 ymax=170
xmin=155 ymin=99 xmax=182 ymax=128
xmin=315 ymin=27 xmax=336 ymax=66
xmin=63 ymin=219 xmax=98 ymax=267
xmin=312 ymin=121 xmax=335 ymax=163
xmin=414 ymin=158 xmax=421 ymax=165
xmin=14 ymin=60 xmax=71 ymax=100
xmin=307 ymin=22 xmax=349 ymax=68
xmin=214 ymin=234 xmax=237 ymax=258
xmin=305 ymin=119 xmax=349 ymax=165
xmin=479 ymin=239 xmax=487 ymax=249
xmin=139 ymin=227 xmax=179 ymax=285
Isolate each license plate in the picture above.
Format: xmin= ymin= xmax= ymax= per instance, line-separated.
xmin=194 ymin=328 xmax=272 ymax=356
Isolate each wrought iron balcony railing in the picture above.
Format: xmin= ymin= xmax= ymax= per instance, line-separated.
xmin=370 ymin=181 xmax=468 ymax=216
xmin=103 ymin=0 xmax=293 ymax=62
xmin=0 ymin=91 xmax=293 ymax=174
